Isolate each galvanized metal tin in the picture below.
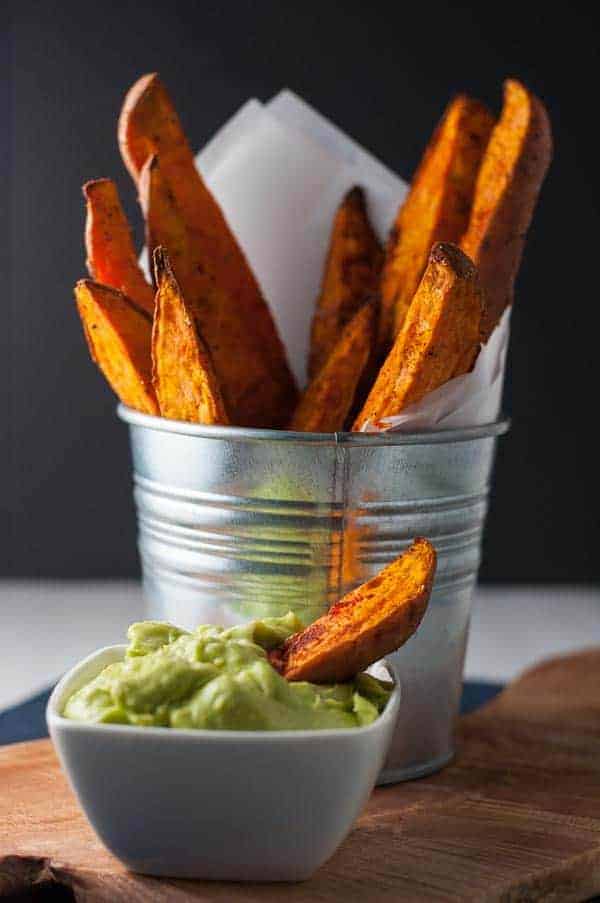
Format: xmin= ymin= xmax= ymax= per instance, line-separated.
xmin=119 ymin=405 xmax=508 ymax=782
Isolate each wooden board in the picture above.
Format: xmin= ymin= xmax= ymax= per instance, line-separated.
xmin=2 ymin=648 xmax=600 ymax=902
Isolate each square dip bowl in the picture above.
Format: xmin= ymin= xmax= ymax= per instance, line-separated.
xmin=47 ymin=645 xmax=400 ymax=882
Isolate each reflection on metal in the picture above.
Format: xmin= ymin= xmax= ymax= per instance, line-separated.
xmin=119 ymin=405 xmax=508 ymax=781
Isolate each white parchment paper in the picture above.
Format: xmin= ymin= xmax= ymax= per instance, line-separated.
xmin=192 ymin=90 xmax=507 ymax=428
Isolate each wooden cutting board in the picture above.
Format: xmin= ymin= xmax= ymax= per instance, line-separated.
xmin=2 ymin=648 xmax=600 ymax=902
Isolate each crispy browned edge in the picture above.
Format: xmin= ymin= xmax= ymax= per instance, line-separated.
xmin=308 ymin=186 xmax=382 ymax=378
xmin=83 ymin=178 xmax=155 ymax=317
xmin=377 ymin=95 xmax=494 ymax=353
xmin=75 ymin=279 xmax=158 ymax=414
xmin=461 ymin=79 xmax=553 ymax=341
xmin=269 ymin=537 xmax=436 ymax=683
xmin=118 ymin=73 xmax=297 ymax=419
xmin=151 ymin=247 xmax=228 ymax=425
xmin=138 ymin=154 xmax=288 ymax=428
xmin=289 ymin=300 xmax=375 ymax=433
xmin=353 ymin=242 xmax=483 ymax=430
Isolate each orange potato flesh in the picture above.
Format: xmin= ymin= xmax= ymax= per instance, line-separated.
xmin=289 ymin=301 xmax=375 ymax=433
xmin=83 ymin=179 xmax=155 ymax=318
xmin=151 ymin=248 xmax=228 ymax=425
xmin=353 ymin=242 xmax=483 ymax=430
xmin=139 ymin=155 xmax=287 ymax=428
xmin=270 ymin=538 xmax=436 ymax=683
xmin=75 ymin=280 xmax=158 ymax=414
xmin=118 ymin=73 xmax=297 ymax=416
xmin=138 ymin=155 xmax=192 ymax=293
xmin=119 ymin=73 xmax=229 ymax=249
xmin=377 ymin=95 xmax=494 ymax=353
xmin=461 ymin=80 xmax=552 ymax=341
xmin=309 ymin=186 xmax=382 ymax=378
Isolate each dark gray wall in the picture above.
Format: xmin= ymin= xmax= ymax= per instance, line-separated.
xmin=7 ymin=1 xmax=599 ymax=581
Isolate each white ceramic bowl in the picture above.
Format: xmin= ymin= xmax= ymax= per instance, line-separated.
xmin=47 ymin=646 xmax=400 ymax=881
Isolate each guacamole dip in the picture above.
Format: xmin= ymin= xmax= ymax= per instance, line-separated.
xmin=63 ymin=614 xmax=392 ymax=730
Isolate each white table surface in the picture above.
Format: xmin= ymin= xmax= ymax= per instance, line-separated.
xmin=0 ymin=582 xmax=598 ymax=712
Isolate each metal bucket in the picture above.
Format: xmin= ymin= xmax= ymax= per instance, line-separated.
xmin=119 ymin=405 xmax=508 ymax=782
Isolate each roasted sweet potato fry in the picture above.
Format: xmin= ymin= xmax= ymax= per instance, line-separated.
xmin=290 ymin=301 xmax=375 ymax=433
xmin=309 ymin=187 xmax=382 ymax=378
xmin=119 ymin=73 xmax=224 ymax=243
xmin=119 ymin=73 xmax=297 ymax=418
xmin=139 ymin=155 xmax=286 ymax=428
xmin=353 ymin=243 xmax=483 ymax=430
xmin=377 ymin=96 xmax=494 ymax=353
xmin=83 ymin=179 xmax=155 ymax=317
xmin=75 ymin=280 xmax=158 ymax=414
xmin=461 ymin=80 xmax=552 ymax=341
xmin=151 ymin=248 xmax=228 ymax=425
xmin=270 ymin=538 xmax=436 ymax=683
xmin=138 ymin=155 xmax=191 ymax=293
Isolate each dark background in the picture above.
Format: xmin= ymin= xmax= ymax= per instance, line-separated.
xmin=6 ymin=1 xmax=599 ymax=581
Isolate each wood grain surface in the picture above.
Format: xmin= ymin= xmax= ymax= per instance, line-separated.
xmin=2 ymin=648 xmax=600 ymax=902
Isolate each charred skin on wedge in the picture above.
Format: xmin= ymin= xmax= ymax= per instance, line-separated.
xmin=309 ymin=186 xmax=382 ymax=378
xmin=119 ymin=73 xmax=297 ymax=421
xmin=378 ymin=96 xmax=494 ymax=353
xmin=139 ymin=155 xmax=286 ymax=428
xmin=290 ymin=300 xmax=375 ymax=433
xmin=270 ymin=538 xmax=436 ymax=683
xmin=461 ymin=79 xmax=552 ymax=341
xmin=151 ymin=247 xmax=228 ymax=425
xmin=75 ymin=280 xmax=158 ymax=414
xmin=84 ymin=179 xmax=155 ymax=317
xmin=353 ymin=242 xmax=483 ymax=430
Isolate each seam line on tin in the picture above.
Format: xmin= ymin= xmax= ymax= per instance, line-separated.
xmin=334 ymin=439 xmax=352 ymax=601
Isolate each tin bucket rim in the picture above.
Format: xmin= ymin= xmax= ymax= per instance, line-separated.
xmin=118 ymin=405 xmax=509 ymax=447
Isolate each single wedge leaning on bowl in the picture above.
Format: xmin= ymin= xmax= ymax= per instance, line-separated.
xmin=270 ymin=537 xmax=436 ymax=683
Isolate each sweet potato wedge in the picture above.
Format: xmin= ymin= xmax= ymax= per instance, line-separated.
xmin=139 ymin=155 xmax=285 ymax=428
xmin=308 ymin=186 xmax=382 ymax=378
xmin=138 ymin=155 xmax=192 ymax=293
xmin=377 ymin=96 xmax=494 ymax=353
xmin=290 ymin=301 xmax=375 ymax=433
xmin=353 ymin=243 xmax=483 ymax=430
xmin=152 ymin=248 xmax=228 ymax=425
xmin=119 ymin=73 xmax=297 ymax=418
xmin=270 ymin=537 xmax=436 ymax=683
xmin=461 ymin=80 xmax=552 ymax=341
xmin=75 ymin=280 xmax=158 ymax=414
xmin=83 ymin=179 xmax=155 ymax=317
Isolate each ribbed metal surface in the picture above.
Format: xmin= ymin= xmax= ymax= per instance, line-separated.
xmin=119 ymin=405 xmax=508 ymax=781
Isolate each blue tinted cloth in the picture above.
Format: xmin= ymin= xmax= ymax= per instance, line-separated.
xmin=460 ymin=680 xmax=503 ymax=714
xmin=0 ymin=681 xmax=503 ymax=747
xmin=0 ymin=688 xmax=53 ymax=746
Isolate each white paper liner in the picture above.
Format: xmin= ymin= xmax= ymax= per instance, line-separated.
xmin=195 ymin=91 xmax=407 ymax=385
xmin=175 ymin=90 xmax=507 ymax=428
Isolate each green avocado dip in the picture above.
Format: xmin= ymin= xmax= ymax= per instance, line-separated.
xmin=63 ymin=614 xmax=392 ymax=731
